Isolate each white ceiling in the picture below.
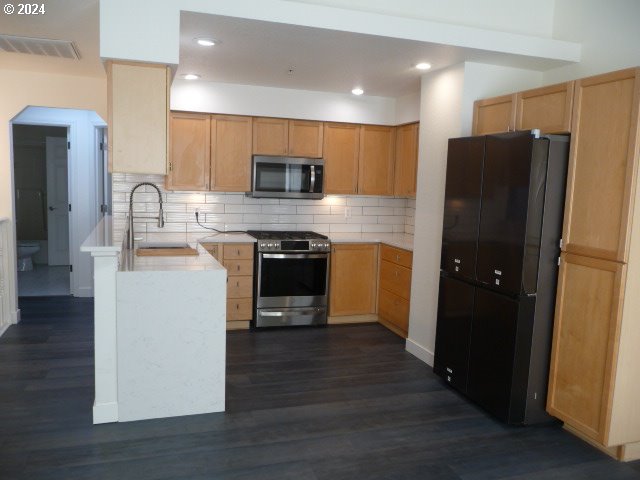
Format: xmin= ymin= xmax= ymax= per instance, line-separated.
xmin=0 ymin=0 xmax=103 ymax=77
xmin=178 ymin=12 xmax=569 ymax=99
xmin=0 ymin=3 xmax=570 ymax=97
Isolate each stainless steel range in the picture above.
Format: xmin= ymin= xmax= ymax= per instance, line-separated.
xmin=247 ymin=230 xmax=330 ymax=328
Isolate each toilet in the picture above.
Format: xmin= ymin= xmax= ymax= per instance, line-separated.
xmin=17 ymin=241 xmax=41 ymax=272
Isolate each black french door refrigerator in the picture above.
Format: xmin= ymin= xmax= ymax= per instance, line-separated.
xmin=433 ymin=131 xmax=569 ymax=425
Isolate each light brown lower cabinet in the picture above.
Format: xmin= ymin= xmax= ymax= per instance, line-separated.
xmin=547 ymin=252 xmax=640 ymax=460
xmin=201 ymin=242 xmax=254 ymax=329
xmin=329 ymin=244 xmax=378 ymax=317
xmin=377 ymin=245 xmax=412 ymax=337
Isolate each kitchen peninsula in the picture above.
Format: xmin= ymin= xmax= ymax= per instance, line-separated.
xmin=81 ymin=216 xmax=227 ymax=423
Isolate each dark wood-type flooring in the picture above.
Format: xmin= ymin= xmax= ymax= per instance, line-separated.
xmin=1 ymin=296 xmax=639 ymax=479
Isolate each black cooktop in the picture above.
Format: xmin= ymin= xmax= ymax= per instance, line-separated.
xmin=246 ymin=230 xmax=328 ymax=240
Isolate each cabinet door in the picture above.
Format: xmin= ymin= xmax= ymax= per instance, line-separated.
xmin=358 ymin=125 xmax=395 ymax=195
xmin=252 ymin=117 xmax=288 ymax=155
xmin=562 ymin=68 xmax=640 ymax=262
xmin=472 ymin=94 xmax=516 ymax=135
xmin=329 ymin=244 xmax=378 ymax=316
xmin=547 ymin=253 xmax=626 ymax=443
xmin=516 ymin=82 xmax=574 ymax=133
xmin=288 ymin=120 xmax=323 ymax=157
xmin=433 ymin=275 xmax=474 ymax=393
xmin=166 ymin=112 xmax=210 ymax=191
xmin=441 ymin=136 xmax=484 ymax=281
xmin=378 ymin=288 xmax=409 ymax=335
xmin=211 ymin=115 xmax=252 ymax=192
xmin=323 ymin=122 xmax=360 ymax=195
xmin=394 ymin=122 xmax=419 ymax=197
xmin=108 ymin=62 xmax=168 ymax=174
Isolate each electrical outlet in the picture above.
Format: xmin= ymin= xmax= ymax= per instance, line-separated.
xmin=344 ymin=206 xmax=352 ymax=219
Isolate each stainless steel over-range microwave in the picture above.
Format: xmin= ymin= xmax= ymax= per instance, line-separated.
xmin=251 ymin=155 xmax=324 ymax=199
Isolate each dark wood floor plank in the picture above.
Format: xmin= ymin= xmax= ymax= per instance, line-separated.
xmin=0 ymin=296 xmax=639 ymax=479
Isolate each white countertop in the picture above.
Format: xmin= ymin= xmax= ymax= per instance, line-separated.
xmin=80 ymin=216 xmax=121 ymax=255
xmin=120 ymin=242 xmax=223 ymax=272
xmin=328 ymin=233 xmax=414 ymax=251
xmin=198 ymin=233 xmax=256 ymax=243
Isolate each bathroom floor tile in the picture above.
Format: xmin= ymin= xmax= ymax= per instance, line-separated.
xmin=18 ymin=265 xmax=71 ymax=297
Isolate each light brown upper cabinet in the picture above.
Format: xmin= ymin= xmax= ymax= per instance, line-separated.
xmin=288 ymin=119 xmax=324 ymax=157
xmin=562 ymin=68 xmax=640 ymax=262
xmin=516 ymin=82 xmax=574 ymax=133
xmin=166 ymin=112 xmax=210 ymax=191
xmin=252 ymin=117 xmax=323 ymax=157
xmin=329 ymin=244 xmax=378 ymax=316
xmin=167 ymin=113 xmax=253 ymax=192
xmin=211 ymin=115 xmax=253 ymax=191
xmin=472 ymin=94 xmax=516 ymax=135
xmin=394 ymin=122 xmax=419 ymax=197
xmin=107 ymin=61 xmax=169 ymax=174
xmin=323 ymin=122 xmax=360 ymax=195
xmin=358 ymin=125 xmax=396 ymax=195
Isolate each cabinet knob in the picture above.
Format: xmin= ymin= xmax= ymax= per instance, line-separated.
xmin=395 ymin=271 xmax=399 ymax=277
xmin=236 ymin=265 xmax=240 ymax=272
xmin=236 ymin=303 xmax=239 ymax=310
xmin=396 ymin=254 xmax=400 ymax=261
xmin=237 ymin=249 xmax=241 ymax=256
xmin=236 ymin=280 xmax=240 ymax=287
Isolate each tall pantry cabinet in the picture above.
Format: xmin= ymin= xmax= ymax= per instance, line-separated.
xmin=547 ymin=68 xmax=640 ymax=461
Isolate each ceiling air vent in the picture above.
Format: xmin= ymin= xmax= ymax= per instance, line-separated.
xmin=0 ymin=34 xmax=80 ymax=59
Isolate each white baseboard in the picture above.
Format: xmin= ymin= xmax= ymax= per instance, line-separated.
xmin=12 ymin=308 xmax=20 ymax=324
xmin=405 ymin=337 xmax=434 ymax=366
xmin=0 ymin=322 xmax=10 ymax=338
xmin=74 ymin=286 xmax=94 ymax=298
xmin=93 ymin=401 xmax=119 ymax=424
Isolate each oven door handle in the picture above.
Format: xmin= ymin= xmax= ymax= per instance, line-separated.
xmin=261 ymin=253 xmax=328 ymax=259
xmin=261 ymin=308 xmax=325 ymax=317
xmin=309 ymin=165 xmax=316 ymax=193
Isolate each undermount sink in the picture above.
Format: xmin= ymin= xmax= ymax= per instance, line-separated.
xmin=137 ymin=242 xmax=190 ymax=249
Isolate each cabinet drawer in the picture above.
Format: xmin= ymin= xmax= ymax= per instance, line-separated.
xmin=379 ymin=260 xmax=412 ymax=299
xmin=223 ymin=259 xmax=254 ymax=276
xmin=381 ymin=244 xmax=413 ymax=269
xmin=227 ymin=298 xmax=253 ymax=321
xmin=201 ymin=243 xmax=219 ymax=259
xmin=227 ymin=275 xmax=253 ymax=298
xmin=223 ymin=243 xmax=254 ymax=260
xmin=378 ymin=288 xmax=409 ymax=333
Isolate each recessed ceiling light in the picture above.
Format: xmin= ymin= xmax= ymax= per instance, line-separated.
xmin=195 ymin=38 xmax=219 ymax=47
xmin=415 ymin=62 xmax=432 ymax=70
xmin=182 ymin=74 xmax=200 ymax=80
xmin=351 ymin=87 xmax=364 ymax=96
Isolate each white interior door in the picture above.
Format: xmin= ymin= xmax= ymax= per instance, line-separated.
xmin=46 ymin=136 xmax=70 ymax=265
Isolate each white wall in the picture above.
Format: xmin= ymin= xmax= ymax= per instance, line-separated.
xmin=172 ymin=80 xmax=397 ymax=125
xmin=405 ymin=64 xmax=465 ymax=364
xmin=0 ymin=69 xmax=106 ymax=328
xmin=395 ymin=92 xmax=421 ymax=125
xmin=544 ymin=0 xmax=640 ymax=84
xmin=405 ymin=62 xmax=545 ymax=365
xmin=12 ymin=107 xmax=107 ymax=298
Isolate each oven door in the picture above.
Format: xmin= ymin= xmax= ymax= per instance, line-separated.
xmin=256 ymin=252 xmax=329 ymax=308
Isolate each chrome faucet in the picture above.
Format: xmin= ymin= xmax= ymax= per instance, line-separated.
xmin=127 ymin=182 xmax=165 ymax=250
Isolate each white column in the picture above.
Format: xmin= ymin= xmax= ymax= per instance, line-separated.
xmin=91 ymin=251 xmax=119 ymax=423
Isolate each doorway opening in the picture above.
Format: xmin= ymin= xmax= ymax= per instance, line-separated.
xmin=10 ymin=106 xmax=108 ymax=299
xmin=13 ymin=125 xmax=71 ymax=296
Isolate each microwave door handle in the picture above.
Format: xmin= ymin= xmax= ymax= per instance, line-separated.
xmin=309 ymin=165 xmax=316 ymax=193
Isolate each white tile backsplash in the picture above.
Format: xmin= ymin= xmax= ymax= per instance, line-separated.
xmin=112 ymin=174 xmax=414 ymax=242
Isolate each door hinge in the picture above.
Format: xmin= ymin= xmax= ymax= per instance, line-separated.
xmin=99 ymin=142 xmax=104 ymax=151
xmin=559 ymin=238 xmax=564 ymax=249
xmin=69 ymin=265 xmax=73 ymax=272
xmin=68 ymin=204 xmax=72 ymax=212
xmin=100 ymin=204 xmax=108 ymax=214
xmin=169 ymin=162 xmax=173 ymax=172
xmin=557 ymin=256 xmax=561 ymax=266
xmin=67 ymin=141 xmax=71 ymax=149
